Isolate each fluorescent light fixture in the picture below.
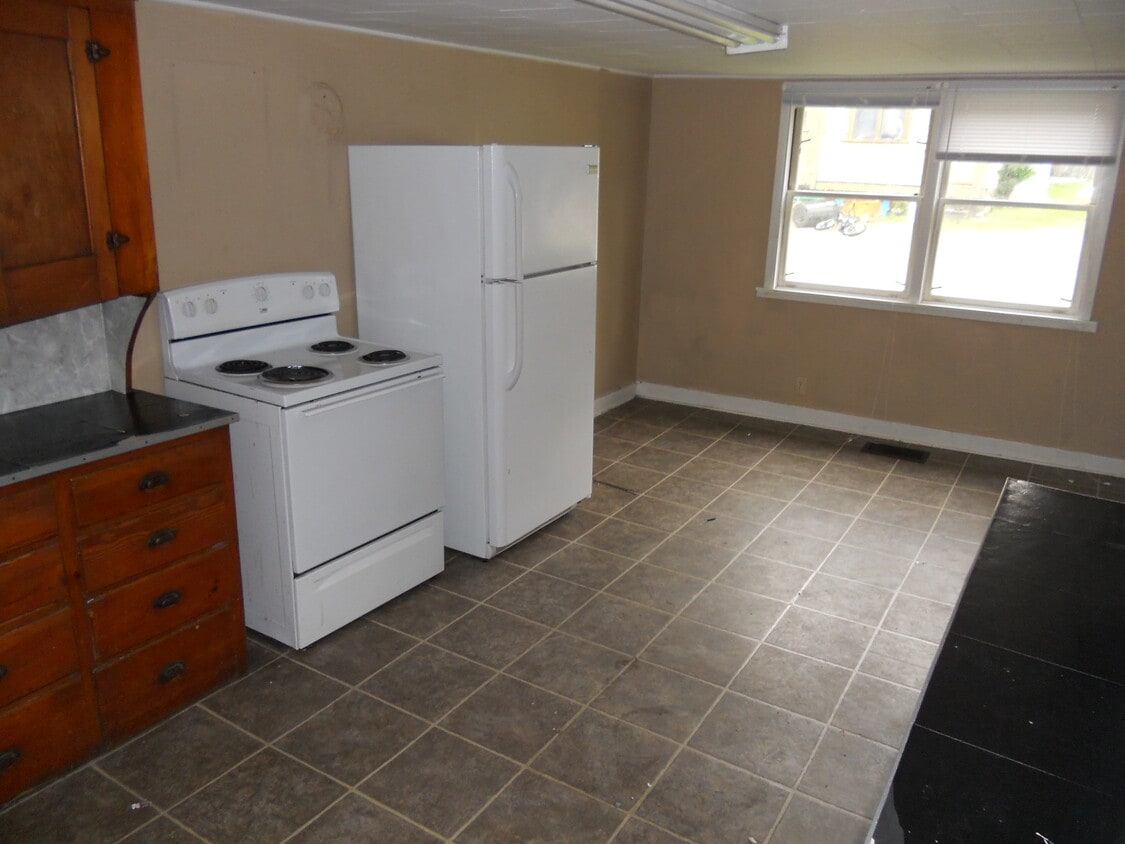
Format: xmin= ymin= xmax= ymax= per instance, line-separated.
xmin=577 ymin=0 xmax=788 ymax=54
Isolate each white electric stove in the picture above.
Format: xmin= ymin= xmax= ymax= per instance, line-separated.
xmin=158 ymin=272 xmax=445 ymax=648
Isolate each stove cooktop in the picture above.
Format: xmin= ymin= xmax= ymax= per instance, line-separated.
xmin=158 ymin=274 xmax=441 ymax=408
xmin=169 ymin=332 xmax=440 ymax=407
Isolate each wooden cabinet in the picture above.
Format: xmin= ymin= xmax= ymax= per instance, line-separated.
xmin=0 ymin=0 xmax=157 ymax=326
xmin=0 ymin=427 xmax=245 ymax=804
xmin=0 ymin=477 xmax=92 ymax=801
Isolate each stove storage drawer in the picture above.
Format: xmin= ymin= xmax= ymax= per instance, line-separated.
xmin=0 ymin=678 xmax=101 ymax=803
xmin=78 ymin=485 xmax=235 ymax=593
xmin=86 ymin=545 xmax=239 ymax=661
xmin=0 ymin=607 xmax=81 ymax=709
xmin=69 ymin=428 xmax=232 ymax=528
xmin=93 ymin=608 xmax=245 ymax=742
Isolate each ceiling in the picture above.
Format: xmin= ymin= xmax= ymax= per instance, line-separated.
xmin=183 ymin=0 xmax=1125 ymax=78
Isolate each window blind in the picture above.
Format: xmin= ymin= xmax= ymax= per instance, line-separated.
xmin=935 ymin=86 xmax=1125 ymax=165
xmin=782 ymin=81 xmax=942 ymax=109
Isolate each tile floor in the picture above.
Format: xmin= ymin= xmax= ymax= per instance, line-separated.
xmin=2 ymin=399 xmax=1122 ymax=843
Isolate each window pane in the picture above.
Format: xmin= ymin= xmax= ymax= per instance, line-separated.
xmin=783 ymin=197 xmax=914 ymax=293
xmin=795 ymin=106 xmax=931 ymax=193
xmin=945 ymin=161 xmax=1096 ymax=203
xmin=929 ymin=204 xmax=1086 ymax=309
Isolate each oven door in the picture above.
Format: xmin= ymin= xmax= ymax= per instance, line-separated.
xmin=281 ymin=369 xmax=444 ymax=574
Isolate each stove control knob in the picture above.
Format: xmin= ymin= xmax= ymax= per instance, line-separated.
xmin=319 ymin=282 xmax=332 ymax=297
xmin=254 ymin=285 xmax=268 ymax=303
xmin=302 ymin=284 xmax=315 ymax=300
xmin=204 ymin=297 xmax=218 ymax=315
xmin=181 ymin=301 xmax=197 ymax=318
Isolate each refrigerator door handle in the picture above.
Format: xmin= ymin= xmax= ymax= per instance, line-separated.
xmin=504 ymin=162 xmax=525 ymax=392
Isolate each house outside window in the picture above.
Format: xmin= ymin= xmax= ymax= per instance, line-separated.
xmin=848 ymin=108 xmax=908 ymax=142
xmin=762 ymin=81 xmax=1125 ymax=329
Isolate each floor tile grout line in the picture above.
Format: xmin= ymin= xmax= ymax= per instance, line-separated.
xmin=436 ymin=408 xmax=799 ymax=840
xmin=431 ymin=440 xmax=726 ymax=840
xmin=572 ymin=417 xmax=849 ymax=841
xmin=607 ymin=430 xmax=993 ymax=532
xmin=34 ymin=674 xmax=311 ymax=841
xmin=199 ymin=681 xmax=464 ymax=842
xmin=593 ymin=421 xmax=935 ymax=699
xmin=690 ymin=429 xmax=981 ymax=837
xmin=348 ymin=512 xmax=694 ymax=839
xmin=763 ymin=486 xmax=909 ymax=838
xmin=665 ymin=433 xmax=888 ymax=843
xmin=460 ymin=414 xmax=975 ymax=730
xmin=161 ymin=641 xmax=512 ymax=841
xmin=762 ymin=448 xmax=963 ymax=839
xmin=84 ymin=761 xmax=194 ymax=839
xmin=762 ymin=453 xmax=980 ymax=841
xmin=276 ymin=787 xmax=432 ymax=843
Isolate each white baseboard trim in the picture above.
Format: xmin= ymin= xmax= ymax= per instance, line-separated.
xmin=635 ymin=381 xmax=1125 ymax=478
xmin=594 ymin=383 xmax=637 ymax=416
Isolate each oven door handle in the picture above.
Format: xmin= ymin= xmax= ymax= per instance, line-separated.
xmin=298 ymin=370 xmax=442 ymax=417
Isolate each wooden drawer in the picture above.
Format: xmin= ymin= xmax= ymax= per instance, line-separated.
xmin=94 ymin=608 xmax=245 ymax=742
xmin=0 ymin=608 xmax=80 ymax=709
xmin=0 ymin=479 xmax=57 ymax=556
xmin=0 ymin=544 xmax=67 ymax=626
xmin=0 ymin=678 xmax=100 ymax=805
xmin=79 ymin=485 xmax=235 ymax=593
xmin=69 ymin=428 xmax=232 ymax=527
xmin=87 ymin=546 xmax=240 ymax=661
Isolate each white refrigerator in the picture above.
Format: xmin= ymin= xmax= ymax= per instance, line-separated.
xmin=348 ymin=144 xmax=599 ymax=559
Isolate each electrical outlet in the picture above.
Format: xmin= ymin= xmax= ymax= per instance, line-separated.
xmin=795 ymin=377 xmax=808 ymax=396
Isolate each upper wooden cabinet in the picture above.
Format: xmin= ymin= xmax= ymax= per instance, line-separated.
xmin=0 ymin=0 xmax=157 ymax=326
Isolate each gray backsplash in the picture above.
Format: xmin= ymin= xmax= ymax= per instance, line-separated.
xmin=0 ymin=297 xmax=148 ymax=415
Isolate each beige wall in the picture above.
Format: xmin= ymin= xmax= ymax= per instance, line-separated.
xmin=130 ymin=1 xmax=650 ymax=397
xmin=126 ymin=8 xmax=1122 ymax=461
xmin=638 ymin=78 xmax=1125 ymax=460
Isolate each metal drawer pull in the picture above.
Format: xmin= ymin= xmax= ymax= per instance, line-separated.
xmin=0 ymin=748 xmax=21 ymax=772
xmin=157 ymin=661 xmax=186 ymax=684
xmin=0 ymin=664 xmax=7 ymax=680
xmin=153 ymin=590 xmax=183 ymax=610
xmin=147 ymin=528 xmax=178 ymax=548
xmin=138 ymin=470 xmax=170 ymax=491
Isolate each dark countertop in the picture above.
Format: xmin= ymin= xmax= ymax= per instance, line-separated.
xmin=871 ymin=480 xmax=1125 ymax=843
xmin=0 ymin=390 xmax=237 ymax=487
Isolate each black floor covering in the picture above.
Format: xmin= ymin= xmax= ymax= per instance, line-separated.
xmin=872 ymin=480 xmax=1125 ymax=843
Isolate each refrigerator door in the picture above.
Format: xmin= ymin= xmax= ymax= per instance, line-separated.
xmin=484 ymin=265 xmax=596 ymax=550
xmin=483 ymin=145 xmax=599 ymax=280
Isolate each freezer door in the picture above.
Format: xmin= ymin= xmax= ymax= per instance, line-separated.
xmin=484 ymin=265 xmax=596 ymax=550
xmin=483 ymin=145 xmax=599 ymax=280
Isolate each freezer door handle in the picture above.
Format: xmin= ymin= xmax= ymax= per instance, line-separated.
xmin=503 ymin=162 xmax=525 ymax=392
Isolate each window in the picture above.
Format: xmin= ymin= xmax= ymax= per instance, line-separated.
xmin=763 ymin=81 xmax=1125 ymax=329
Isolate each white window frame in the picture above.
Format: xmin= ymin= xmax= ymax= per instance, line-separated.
xmin=760 ymin=80 xmax=1125 ymax=332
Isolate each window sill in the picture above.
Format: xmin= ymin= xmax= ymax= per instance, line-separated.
xmin=756 ymin=287 xmax=1097 ymax=332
